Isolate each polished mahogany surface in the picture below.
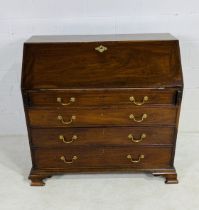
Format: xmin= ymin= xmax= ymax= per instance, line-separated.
xmin=21 ymin=34 xmax=183 ymax=186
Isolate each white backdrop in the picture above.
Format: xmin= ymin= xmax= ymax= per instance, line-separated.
xmin=0 ymin=0 xmax=199 ymax=135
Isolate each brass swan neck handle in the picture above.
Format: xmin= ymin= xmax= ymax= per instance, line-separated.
xmin=127 ymin=154 xmax=145 ymax=163
xmin=129 ymin=96 xmax=148 ymax=106
xmin=128 ymin=133 xmax=146 ymax=143
xmin=129 ymin=114 xmax=147 ymax=123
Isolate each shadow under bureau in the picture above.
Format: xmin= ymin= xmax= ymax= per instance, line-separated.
xmin=21 ymin=34 xmax=183 ymax=186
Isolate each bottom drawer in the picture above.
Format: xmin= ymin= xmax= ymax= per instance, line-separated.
xmin=34 ymin=147 xmax=173 ymax=169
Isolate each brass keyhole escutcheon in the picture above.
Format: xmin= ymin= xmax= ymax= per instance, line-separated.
xmin=95 ymin=45 xmax=107 ymax=53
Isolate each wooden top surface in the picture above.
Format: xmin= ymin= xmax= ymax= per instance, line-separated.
xmin=26 ymin=33 xmax=177 ymax=43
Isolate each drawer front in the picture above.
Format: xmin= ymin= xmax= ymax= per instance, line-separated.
xmin=34 ymin=147 xmax=173 ymax=169
xmin=28 ymin=107 xmax=177 ymax=127
xmin=28 ymin=89 xmax=177 ymax=107
xmin=31 ymin=127 xmax=175 ymax=147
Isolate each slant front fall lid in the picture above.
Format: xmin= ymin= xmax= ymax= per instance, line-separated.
xmin=21 ymin=34 xmax=183 ymax=89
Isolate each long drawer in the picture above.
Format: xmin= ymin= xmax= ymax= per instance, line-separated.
xmin=28 ymin=107 xmax=177 ymax=127
xmin=34 ymin=146 xmax=173 ymax=169
xmin=31 ymin=127 xmax=175 ymax=147
xmin=28 ymin=89 xmax=177 ymax=107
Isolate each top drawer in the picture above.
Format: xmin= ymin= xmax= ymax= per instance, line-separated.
xmin=27 ymin=89 xmax=177 ymax=107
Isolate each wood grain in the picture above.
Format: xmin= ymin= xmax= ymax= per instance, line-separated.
xmin=31 ymin=127 xmax=175 ymax=147
xmin=34 ymin=146 xmax=173 ymax=169
xmin=28 ymin=89 xmax=177 ymax=107
xmin=28 ymin=106 xmax=177 ymax=127
xmin=21 ymin=41 xmax=183 ymax=89
xmin=21 ymin=34 xmax=183 ymax=185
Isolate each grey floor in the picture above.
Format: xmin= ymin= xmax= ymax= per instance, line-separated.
xmin=0 ymin=133 xmax=198 ymax=210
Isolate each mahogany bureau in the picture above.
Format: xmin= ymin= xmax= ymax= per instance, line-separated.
xmin=21 ymin=34 xmax=183 ymax=186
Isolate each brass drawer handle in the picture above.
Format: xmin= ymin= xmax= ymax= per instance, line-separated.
xmin=129 ymin=96 xmax=148 ymax=106
xmin=59 ymin=134 xmax=77 ymax=144
xmin=57 ymin=97 xmax=75 ymax=106
xmin=95 ymin=45 xmax=107 ymax=53
xmin=129 ymin=113 xmax=147 ymax=122
xmin=60 ymin=155 xmax=78 ymax=164
xmin=128 ymin=133 xmax=146 ymax=143
xmin=127 ymin=154 xmax=145 ymax=163
xmin=57 ymin=115 xmax=76 ymax=125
